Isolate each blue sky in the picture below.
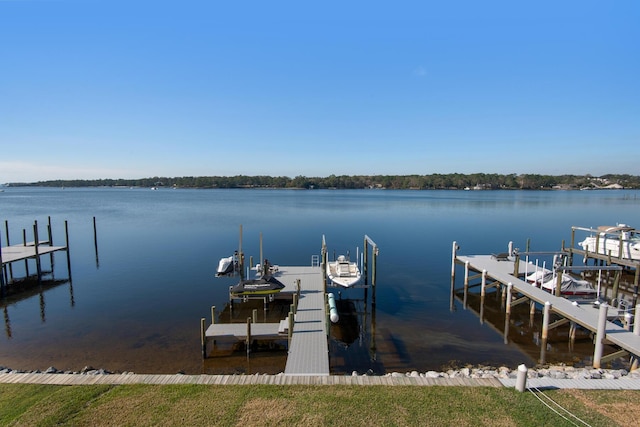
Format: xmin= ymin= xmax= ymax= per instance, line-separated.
xmin=1 ymin=1 xmax=638 ymax=182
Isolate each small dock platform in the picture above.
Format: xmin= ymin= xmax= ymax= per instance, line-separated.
xmin=452 ymin=244 xmax=640 ymax=368
xmin=1 ymin=218 xmax=71 ymax=289
xmin=1 ymin=243 xmax=67 ymax=264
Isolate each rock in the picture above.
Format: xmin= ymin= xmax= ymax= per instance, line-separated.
xmin=409 ymin=371 xmax=420 ymax=378
xmin=425 ymin=371 xmax=440 ymax=379
xmin=45 ymin=366 xmax=58 ymax=374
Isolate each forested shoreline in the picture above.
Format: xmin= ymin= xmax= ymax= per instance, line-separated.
xmin=5 ymin=173 xmax=640 ymax=190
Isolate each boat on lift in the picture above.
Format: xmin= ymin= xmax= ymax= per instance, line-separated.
xmin=578 ymin=224 xmax=640 ymax=261
xmin=215 ymin=252 xmax=238 ymax=277
xmin=229 ymin=259 xmax=285 ymax=296
xmin=326 ymin=254 xmax=362 ymax=288
xmin=526 ymin=269 xmax=597 ymax=297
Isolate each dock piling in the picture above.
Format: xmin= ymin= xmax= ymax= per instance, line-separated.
xmin=593 ymin=302 xmax=609 ymax=369
xmin=201 ymin=318 xmax=207 ymax=358
xmin=246 ymin=317 xmax=252 ymax=358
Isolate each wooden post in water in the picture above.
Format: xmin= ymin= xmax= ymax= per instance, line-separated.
xmin=22 ymin=229 xmax=29 ymax=276
xmin=0 ymin=232 xmax=5 ymax=293
xmin=246 ymin=317 xmax=252 ymax=358
xmin=593 ymin=302 xmax=609 ymax=369
xmin=288 ymin=309 xmax=294 ymax=348
xmin=33 ymin=221 xmax=42 ymax=282
xmin=211 ymin=306 xmax=216 ymax=324
xmin=253 ymin=309 xmax=258 ymax=323
xmin=554 ymin=270 xmax=563 ymax=297
xmin=200 ymin=318 xmax=207 ymax=358
xmin=463 ymin=260 xmax=469 ymax=309
xmin=479 ymin=270 xmax=487 ymax=324
xmin=506 ymin=283 xmax=513 ymax=315
xmin=64 ymin=220 xmax=72 ymax=280
xmin=4 ymin=221 xmax=13 ymax=282
xmin=612 ymin=270 xmax=621 ymax=307
xmin=541 ymin=301 xmax=551 ymax=342
xmin=363 ymin=236 xmax=369 ymax=286
xmin=450 ymin=241 xmax=458 ymax=311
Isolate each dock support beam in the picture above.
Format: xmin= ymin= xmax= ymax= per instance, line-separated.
xmin=593 ymin=303 xmax=609 ymax=369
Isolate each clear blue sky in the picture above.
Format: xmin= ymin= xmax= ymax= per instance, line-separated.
xmin=1 ymin=1 xmax=638 ymax=182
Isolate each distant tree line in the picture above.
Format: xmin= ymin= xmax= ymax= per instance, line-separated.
xmin=7 ymin=173 xmax=640 ymax=190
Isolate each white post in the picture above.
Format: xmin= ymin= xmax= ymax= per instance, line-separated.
xmin=593 ymin=302 xmax=609 ymax=369
xmin=506 ymin=282 xmax=513 ymax=315
xmin=634 ymin=303 xmax=640 ymax=336
xmin=464 ymin=260 xmax=469 ymax=290
xmin=542 ymin=301 xmax=551 ymax=341
xmin=508 ymin=241 xmax=513 ymax=257
xmin=481 ymin=270 xmax=487 ymax=297
xmin=515 ymin=364 xmax=528 ymax=392
xmin=451 ymin=241 xmax=458 ymax=276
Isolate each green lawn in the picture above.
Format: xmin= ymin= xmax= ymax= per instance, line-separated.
xmin=0 ymin=384 xmax=634 ymax=426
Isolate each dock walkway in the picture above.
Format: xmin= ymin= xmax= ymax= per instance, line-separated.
xmin=1 ymin=243 xmax=67 ymax=265
xmin=283 ymin=266 xmax=329 ymax=375
xmin=455 ymin=254 xmax=640 ymax=361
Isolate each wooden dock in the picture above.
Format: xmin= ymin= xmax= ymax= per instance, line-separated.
xmin=202 ymin=265 xmax=330 ymax=375
xmin=452 ymin=244 xmax=640 ymax=368
xmin=283 ymin=266 xmax=329 ymax=375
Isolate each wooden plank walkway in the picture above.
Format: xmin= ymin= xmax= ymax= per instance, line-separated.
xmin=1 ymin=243 xmax=67 ymax=264
xmin=205 ymin=322 xmax=283 ymax=340
xmin=282 ymin=266 xmax=330 ymax=375
xmin=456 ymin=254 xmax=640 ymax=359
xmin=0 ymin=372 xmax=504 ymax=386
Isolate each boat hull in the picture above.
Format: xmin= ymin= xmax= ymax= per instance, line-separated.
xmin=326 ymin=257 xmax=362 ymax=288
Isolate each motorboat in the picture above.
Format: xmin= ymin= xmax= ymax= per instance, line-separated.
xmin=326 ymin=254 xmax=362 ymax=288
xmin=526 ymin=270 xmax=597 ymax=297
xmin=578 ymin=224 xmax=640 ymax=261
xmin=215 ymin=253 xmax=238 ymax=277
xmin=229 ymin=274 xmax=285 ymax=296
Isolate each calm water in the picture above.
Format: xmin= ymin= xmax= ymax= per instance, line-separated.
xmin=1 ymin=187 xmax=639 ymax=374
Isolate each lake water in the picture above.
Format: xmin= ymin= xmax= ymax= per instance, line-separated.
xmin=1 ymin=187 xmax=639 ymax=375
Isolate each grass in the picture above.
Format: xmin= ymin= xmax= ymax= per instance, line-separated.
xmin=0 ymin=383 xmax=636 ymax=426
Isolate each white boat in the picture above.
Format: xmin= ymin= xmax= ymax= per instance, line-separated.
xmin=578 ymin=224 xmax=640 ymax=261
xmin=326 ymin=255 xmax=362 ymax=288
xmin=526 ymin=270 xmax=597 ymax=297
xmin=215 ymin=253 xmax=237 ymax=277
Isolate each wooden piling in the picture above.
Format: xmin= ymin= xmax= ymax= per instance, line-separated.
xmin=542 ymin=301 xmax=551 ymax=341
xmin=288 ymin=309 xmax=293 ymax=348
xmin=22 ymin=229 xmax=29 ymax=276
xmin=64 ymin=221 xmax=71 ymax=280
xmin=505 ymin=282 xmax=513 ymax=315
xmin=246 ymin=317 xmax=252 ymax=357
xmin=593 ymin=303 xmax=609 ymax=369
xmin=201 ymin=318 xmax=207 ymax=358
xmin=33 ymin=222 xmax=42 ymax=282
xmin=211 ymin=306 xmax=216 ymax=324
